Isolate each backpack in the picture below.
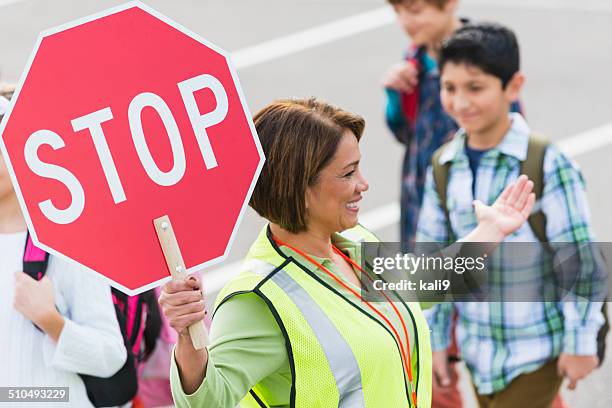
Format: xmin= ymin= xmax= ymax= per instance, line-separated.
xmin=430 ymin=136 xmax=609 ymax=365
xmin=22 ymin=233 xmax=161 ymax=407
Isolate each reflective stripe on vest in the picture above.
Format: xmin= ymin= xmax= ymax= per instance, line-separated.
xmin=245 ymin=259 xmax=366 ymax=408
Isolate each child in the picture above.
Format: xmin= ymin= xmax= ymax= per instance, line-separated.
xmin=383 ymin=3 xmax=516 ymax=405
xmin=417 ymin=22 xmax=603 ymax=407
xmin=383 ymin=0 xmax=463 ymax=251
xmin=0 ymin=93 xmax=128 ymax=407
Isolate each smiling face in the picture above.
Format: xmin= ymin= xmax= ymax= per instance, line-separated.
xmin=392 ymin=0 xmax=457 ymax=47
xmin=440 ymin=61 xmax=523 ymax=136
xmin=304 ymin=131 xmax=369 ymax=236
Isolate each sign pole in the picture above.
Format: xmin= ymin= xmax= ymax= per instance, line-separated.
xmin=154 ymin=215 xmax=209 ymax=350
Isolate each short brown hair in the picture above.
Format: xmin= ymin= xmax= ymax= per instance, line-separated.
xmin=387 ymin=0 xmax=449 ymax=8
xmin=250 ymin=98 xmax=365 ymax=233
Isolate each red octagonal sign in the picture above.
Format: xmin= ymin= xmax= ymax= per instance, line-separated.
xmin=0 ymin=2 xmax=264 ymax=294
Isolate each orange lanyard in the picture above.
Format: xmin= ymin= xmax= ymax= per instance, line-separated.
xmin=273 ymin=237 xmax=418 ymax=407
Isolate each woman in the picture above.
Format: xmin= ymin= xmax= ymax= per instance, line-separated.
xmin=160 ymin=98 xmax=535 ymax=408
xmin=0 ymin=92 xmax=127 ymax=407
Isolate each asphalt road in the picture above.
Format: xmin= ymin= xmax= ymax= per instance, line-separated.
xmin=1 ymin=1 xmax=611 ymax=406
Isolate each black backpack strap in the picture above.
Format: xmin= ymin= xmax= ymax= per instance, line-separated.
xmin=22 ymin=232 xmax=51 ymax=332
xmin=22 ymin=231 xmax=50 ymax=280
xmin=431 ymin=144 xmax=454 ymax=242
xmin=140 ymin=289 xmax=162 ymax=361
xmin=110 ymin=288 xmax=161 ymax=363
xmin=111 ymin=288 xmax=140 ymax=346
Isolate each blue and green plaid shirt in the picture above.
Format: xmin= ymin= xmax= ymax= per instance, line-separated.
xmin=417 ymin=113 xmax=604 ymax=394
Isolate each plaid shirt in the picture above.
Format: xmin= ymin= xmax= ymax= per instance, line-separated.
xmin=416 ymin=113 xmax=604 ymax=394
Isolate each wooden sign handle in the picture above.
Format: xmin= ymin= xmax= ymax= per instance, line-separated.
xmin=154 ymin=215 xmax=210 ymax=350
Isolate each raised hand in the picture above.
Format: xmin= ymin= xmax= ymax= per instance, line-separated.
xmin=382 ymin=61 xmax=419 ymax=93
xmin=474 ymin=175 xmax=535 ymax=239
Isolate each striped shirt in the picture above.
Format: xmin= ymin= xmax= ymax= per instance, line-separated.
xmin=416 ymin=113 xmax=604 ymax=394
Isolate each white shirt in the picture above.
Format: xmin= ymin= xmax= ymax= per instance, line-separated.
xmin=0 ymin=231 xmax=127 ymax=407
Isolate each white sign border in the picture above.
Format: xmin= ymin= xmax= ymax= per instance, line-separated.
xmin=0 ymin=1 xmax=265 ymax=296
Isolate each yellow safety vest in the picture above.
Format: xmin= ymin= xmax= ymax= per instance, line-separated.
xmin=215 ymin=225 xmax=432 ymax=408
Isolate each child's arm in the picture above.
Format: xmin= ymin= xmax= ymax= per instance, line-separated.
xmin=384 ymin=88 xmax=414 ymax=146
xmin=43 ymin=257 xmax=127 ymax=378
xmin=541 ymin=146 xmax=605 ymax=356
xmin=383 ymin=57 xmax=419 ymax=146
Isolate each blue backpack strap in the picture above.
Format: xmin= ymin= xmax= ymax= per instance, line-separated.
xmin=22 ymin=231 xmax=50 ymax=280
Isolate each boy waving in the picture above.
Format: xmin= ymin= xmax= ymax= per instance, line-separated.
xmin=417 ymin=22 xmax=604 ymax=407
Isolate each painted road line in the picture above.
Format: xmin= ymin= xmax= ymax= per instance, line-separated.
xmin=558 ymin=122 xmax=612 ymax=158
xmin=0 ymin=0 xmax=23 ymax=7
xmin=230 ymin=0 xmax=612 ymax=70
xmin=231 ymin=7 xmax=395 ymax=69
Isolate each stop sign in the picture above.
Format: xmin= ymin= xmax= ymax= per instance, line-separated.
xmin=0 ymin=3 xmax=264 ymax=294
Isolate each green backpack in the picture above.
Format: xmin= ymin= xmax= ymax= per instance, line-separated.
xmin=430 ymin=136 xmax=609 ymax=365
xmin=431 ymin=136 xmax=548 ymax=243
